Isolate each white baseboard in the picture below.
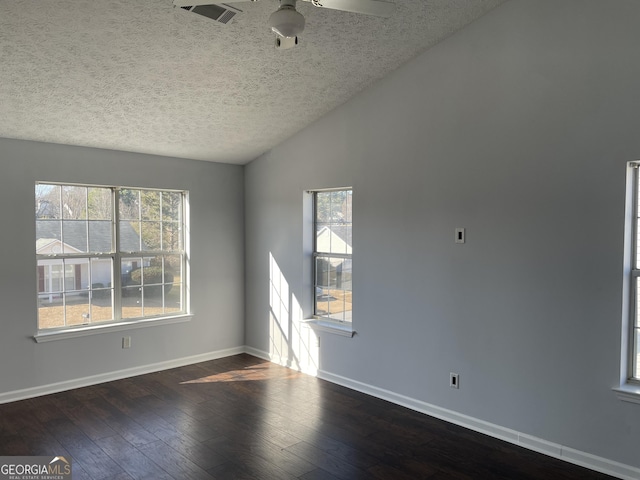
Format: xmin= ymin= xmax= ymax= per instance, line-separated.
xmin=3 ymin=345 xmax=639 ymax=480
xmin=252 ymin=346 xmax=640 ymax=480
xmin=244 ymin=346 xmax=319 ymax=376
xmin=316 ymin=368 xmax=640 ymax=480
xmin=0 ymin=346 xmax=245 ymax=405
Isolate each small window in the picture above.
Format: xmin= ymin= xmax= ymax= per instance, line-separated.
xmin=36 ymin=183 xmax=188 ymax=331
xmin=313 ymin=188 xmax=352 ymax=323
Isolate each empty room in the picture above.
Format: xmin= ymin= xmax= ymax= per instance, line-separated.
xmin=1 ymin=0 xmax=640 ymax=479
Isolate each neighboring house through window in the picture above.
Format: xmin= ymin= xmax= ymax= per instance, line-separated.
xmin=313 ymin=188 xmax=352 ymax=323
xmin=35 ymin=183 xmax=188 ymax=331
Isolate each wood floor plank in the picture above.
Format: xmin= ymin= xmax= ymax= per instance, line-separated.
xmin=298 ymin=468 xmax=343 ymax=480
xmin=0 ymin=434 xmax=29 ymax=456
xmin=160 ymin=433 xmax=229 ymax=471
xmin=284 ymin=440 xmax=371 ymax=480
xmin=59 ymin=402 xmax=118 ymax=441
xmin=84 ymin=396 xmax=160 ymax=448
xmin=137 ymin=439 xmax=216 ymax=480
xmin=95 ymin=434 xmax=174 ymax=480
xmin=44 ymin=417 xmax=127 ymax=480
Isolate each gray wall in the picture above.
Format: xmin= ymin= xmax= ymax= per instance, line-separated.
xmin=245 ymin=0 xmax=640 ymax=469
xmin=0 ymin=138 xmax=244 ymax=395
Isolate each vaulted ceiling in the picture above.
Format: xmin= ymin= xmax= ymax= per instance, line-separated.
xmin=0 ymin=0 xmax=506 ymax=164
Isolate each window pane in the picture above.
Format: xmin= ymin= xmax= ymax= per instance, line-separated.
xmin=61 ymin=220 xmax=87 ymax=253
xmin=90 ymin=289 xmax=113 ymax=323
xmin=316 ymin=190 xmax=350 ymax=224
xmin=62 ymin=186 xmax=87 ymax=219
xmin=36 ymin=220 xmax=62 ymax=253
xmin=142 ymin=257 xmax=162 ymax=285
xmin=343 ymin=190 xmax=353 ymax=223
xmin=65 ymin=259 xmax=89 ymax=292
xmin=89 ymin=221 xmax=113 ymax=253
xmin=119 ymin=189 xmax=140 ymax=221
xmin=162 ymin=192 xmax=182 ymax=223
xmin=164 ymin=255 xmax=182 ymax=284
xmin=316 ymin=225 xmax=352 ymax=255
xmin=119 ymin=221 xmax=141 ymax=251
xmin=62 ymin=262 xmax=74 ymax=292
xmin=330 ymin=190 xmax=347 ymax=223
xmin=122 ymin=286 xmax=142 ymax=318
xmin=315 ymin=256 xmax=334 ymax=289
xmin=91 ymin=257 xmax=112 ymax=290
xmin=141 ymin=222 xmax=161 ymax=251
xmin=122 ymin=258 xmax=142 ymax=288
xmin=143 ymin=286 xmax=164 ymax=316
xmin=36 ymin=184 xmax=61 ymax=219
xmin=315 ymin=192 xmax=332 ymax=224
xmin=90 ymin=256 xmax=113 ymax=324
xmin=65 ymin=295 xmax=91 ymax=327
xmin=37 ymin=262 xmax=46 ymax=294
xmin=141 ymin=191 xmax=161 ymax=221
xmin=165 ymin=283 xmax=182 ymax=314
xmin=38 ymin=259 xmax=64 ymax=293
xmin=38 ymin=294 xmax=65 ymax=329
xmin=162 ymin=222 xmax=182 ymax=251
xmin=87 ymin=187 xmax=112 ymax=221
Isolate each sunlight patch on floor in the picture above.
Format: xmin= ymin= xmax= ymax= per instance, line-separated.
xmin=180 ymin=363 xmax=305 ymax=384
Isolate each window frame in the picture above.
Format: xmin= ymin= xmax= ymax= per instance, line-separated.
xmin=311 ymin=187 xmax=353 ymax=329
xmin=34 ymin=182 xmax=190 ymax=340
xmin=615 ymin=164 xmax=640 ymax=403
xmin=628 ymin=166 xmax=640 ymax=384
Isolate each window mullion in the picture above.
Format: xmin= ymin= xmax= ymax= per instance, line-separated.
xmin=113 ymin=188 xmax=122 ymax=321
xmin=315 ymin=252 xmax=351 ymax=260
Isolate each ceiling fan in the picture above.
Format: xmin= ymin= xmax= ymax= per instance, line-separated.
xmin=173 ymin=0 xmax=395 ymax=49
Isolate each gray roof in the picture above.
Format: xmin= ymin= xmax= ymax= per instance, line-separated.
xmin=320 ymin=225 xmax=353 ymax=248
xmin=36 ymin=220 xmax=142 ymax=253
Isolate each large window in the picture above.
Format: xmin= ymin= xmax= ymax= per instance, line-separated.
xmin=628 ymin=167 xmax=640 ymax=382
xmin=313 ymin=188 xmax=352 ymax=323
xmin=36 ymin=183 xmax=188 ymax=331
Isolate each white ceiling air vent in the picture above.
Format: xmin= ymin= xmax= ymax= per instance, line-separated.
xmin=179 ymin=4 xmax=242 ymax=25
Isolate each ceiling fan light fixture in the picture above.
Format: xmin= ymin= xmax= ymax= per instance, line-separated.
xmin=268 ymin=2 xmax=305 ymax=38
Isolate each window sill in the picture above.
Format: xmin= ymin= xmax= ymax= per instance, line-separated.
xmin=613 ymin=383 xmax=640 ymax=404
xmin=305 ymin=319 xmax=355 ymax=337
xmin=33 ymin=314 xmax=193 ymax=343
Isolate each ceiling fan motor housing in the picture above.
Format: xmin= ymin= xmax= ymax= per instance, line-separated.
xmin=275 ymin=35 xmax=299 ymax=49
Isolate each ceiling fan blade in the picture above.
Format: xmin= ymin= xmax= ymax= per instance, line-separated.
xmin=173 ymin=0 xmax=249 ymax=7
xmin=303 ymin=0 xmax=394 ymax=17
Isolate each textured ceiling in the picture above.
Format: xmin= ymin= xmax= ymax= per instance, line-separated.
xmin=0 ymin=0 xmax=506 ymax=164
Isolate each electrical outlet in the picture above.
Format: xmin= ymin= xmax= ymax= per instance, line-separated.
xmin=450 ymin=372 xmax=459 ymax=389
xmin=122 ymin=336 xmax=131 ymax=349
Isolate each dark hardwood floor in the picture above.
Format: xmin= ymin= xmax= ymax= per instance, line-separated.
xmin=0 ymin=354 xmax=617 ymax=479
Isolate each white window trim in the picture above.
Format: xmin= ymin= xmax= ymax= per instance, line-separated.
xmin=613 ymin=384 xmax=640 ymax=404
xmin=615 ymin=163 xmax=640 ymax=403
xmin=33 ymin=314 xmax=193 ymax=343
xmin=35 ymin=182 xmax=190 ymax=335
xmin=309 ymin=187 xmax=354 ymax=336
xmin=305 ymin=318 xmax=355 ymax=337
